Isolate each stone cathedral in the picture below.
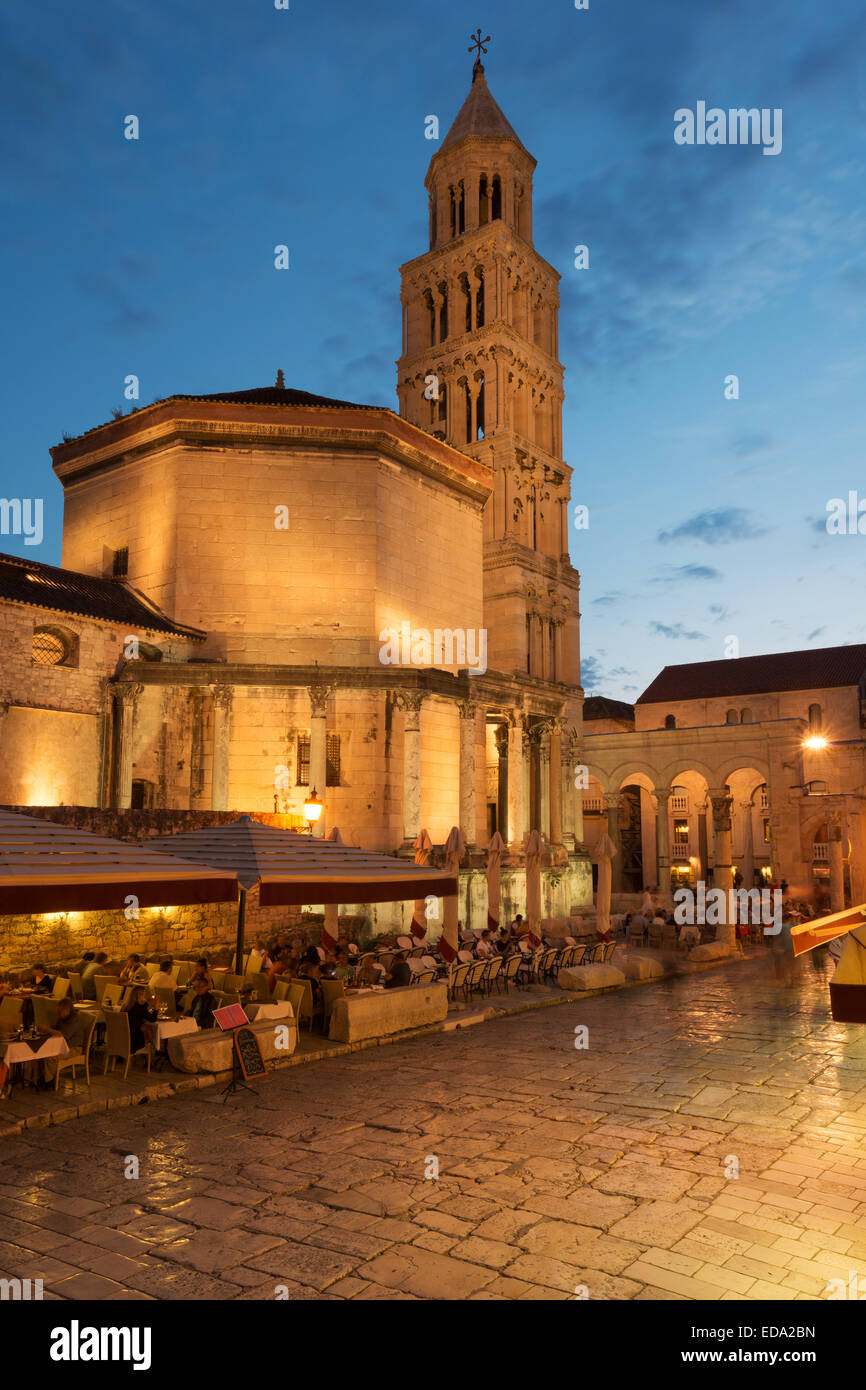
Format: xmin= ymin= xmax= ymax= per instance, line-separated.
xmin=0 ymin=56 xmax=591 ymax=926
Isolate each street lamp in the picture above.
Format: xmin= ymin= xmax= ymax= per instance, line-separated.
xmin=803 ymin=735 xmax=829 ymax=751
xmin=302 ymin=787 xmax=322 ymax=833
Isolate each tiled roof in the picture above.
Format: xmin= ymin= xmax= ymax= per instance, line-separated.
xmin=583 ymin=695 xmax=635 ymax=723
xmin=0 ymin=552 xmax=205 ymax=639
xmin=636 ymin=644 xmax=866 ymax=704
xmin=441 ymin=66 xmax=528 ymax=153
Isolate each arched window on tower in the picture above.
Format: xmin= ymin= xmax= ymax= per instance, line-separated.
xmin=479 ymin=174 xmax=489 ymax=226
xmin=664 ymin=714 xmax=676 ymax=730
xmin=475 ymin=374 xmax=485 ymax=441
xmin=424 ymin=288 xmax=435 ymax=347
xmin=460 ymin=273 xmax=471 ymax=332
xmin=548 ymin=621 xmax=556 ymax=681
xmin=464 ymin=381 xmax=472 ymax=445
xmin=438 ymin=282 xmax=448 ymax=342
xmin=475 ymin=267 xmax=485 ymax=329
xmin=740 ymin=707 xmax=753 ymax=723
xmin=726 ymin=709 xmax=739 ymax=724
xmin=449 ymin=186 xmax=457 ymax=239
xmin=457 ymin=180 xmax=465 ymax=234
xmin=526 ymin=614 xmax=532 ymax=674
xmin=808 ymin=703 xmax=823 ymax=733
xmin=491 ymin=174 xmax=502 ymax=221
xmin=435 ymin=382 xmax=447 ymax=439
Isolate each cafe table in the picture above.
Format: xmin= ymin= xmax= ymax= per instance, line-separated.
xmin=0 ymin=1034 xmax=69 ymax=1092
xmin=149 ymin=1017 xmax=198 ymax=1051
xmin=245 ymin=1001 xmax=292 ymax=1022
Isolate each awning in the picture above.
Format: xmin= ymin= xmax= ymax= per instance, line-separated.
xmin=145 ymin=817 xmax=458 ymax=905
xmin=790 ymin=902 xmax=866 ymax=957
xmin=0 ymin=810 xmax=239 ymax=914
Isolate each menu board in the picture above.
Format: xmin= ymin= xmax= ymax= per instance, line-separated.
xmin=234 ymin=1025 xmax=267 ymax=1079
xmin=214 ymin=1003 xmax=248 ymax=1030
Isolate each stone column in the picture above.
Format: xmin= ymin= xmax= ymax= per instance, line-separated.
xmin=540 ymin=735 xmax=551 ymax=840
xmin=654 ymin=789 xmax=672 ymax=905
xmin=710 ymin=792 xmax=735 ymax=944
xmin=741 ymin=798 xmax=755 ymax=890
xmin=830 ymin=817 xmax=845 ymax=911
xmin=458 ymin=701 xmax=477 ymax=847
xmin=400 ymin=691 xmax=424 ymax=843
xmin=114 ymin=684 xmax=143 ymax=809
xmin=495 ymin=722 xmax=509 ymax=840
xmin=308 ymin=685 xmax=332 ymax=839
xmin=604 ymin=792 xmax=623 ymax=893
xmin=507 ymin=715 xmax=525 ymax=846
xmin=210 ymin=685 xmax=233 ymax=812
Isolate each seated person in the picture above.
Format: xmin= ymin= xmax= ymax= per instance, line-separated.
xmin=355 ymin=955 xmax=384 ymax=987
xmin=495 ymin=927 xmax=511 ymax=954
xmin=384 ymin=951 xmax=411 ymax=989
xmin=30 ymin=963 xmax=54 ymax=994
xmin=297 ymin=947 xmax=323 ymax=1002
xmin=475 ymin=929 xmax=495 ymax=958
xmin=39 ymin=997 xmax=93 ymax=1086
xmin=118 ymin=954 xmax=149 ymax=987
xmin=332 ymin=947 xmax=353 ymax=981
xmin=189 ymin=957 xmax=214 ymax=989
xmin=81 ymin=951 xmax=108 ymax=999
xmin=510 ymin=914 xmax=526 ymax=938
xmin=267 ymin=950 xmax=289 ymax=994
xmin=149 ymin=958 xmax=176 ymax=990
xmin=0 ymin=975 xmax=12 ymax=998
xmin=184 ymin=977 xmax=217 ymax=1030
xmin=73 ymin=950 xmax=95 ymax=975
xmin=123 ymin=986 xmax=158 ymax=1052
xmin=250 ymin=939 xmax=273 ymax=970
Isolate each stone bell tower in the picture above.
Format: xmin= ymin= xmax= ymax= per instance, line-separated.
xmin=396 ymin=45 xmax=581 ymax=690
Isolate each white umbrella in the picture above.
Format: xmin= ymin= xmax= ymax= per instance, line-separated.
xmin=410 ymin=829 xmax=433 ymax=940
xmin=486 ymin=831 xmax=505 ymax=934
xmin=321 ymin=828 xmax=344 ymax=950
xmin=524 ymin=829 xmax=543 ymax=946
xmin=593 ymin=830 xmax=617 ymax=939
xmin=440 ymin=826 xmax=465 ymax=963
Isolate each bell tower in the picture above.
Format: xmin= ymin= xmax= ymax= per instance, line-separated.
xmin=397 ymin=43 xmax=581 ymax=688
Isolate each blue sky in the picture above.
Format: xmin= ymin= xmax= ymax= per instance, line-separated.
xmin=1 ymin=0 xmax=864 ymax=700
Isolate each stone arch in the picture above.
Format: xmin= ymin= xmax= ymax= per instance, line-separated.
xmin=659 ymin=758 xmax=718 ymax=789
xmin=712 ymin=753 xmax=770 ymax=787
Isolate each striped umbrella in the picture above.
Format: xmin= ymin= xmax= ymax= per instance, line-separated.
xmin=525 ymin=829 xmax=543 ymax=946
xmin=486 ymin=831 xmax=505 ymax=933
xmin=593 ymin=830 xmax=617 ymax=940
xmin=440 ymin=826 xmax=465 ymax=963
xmin=410 ymin=829 xmax=433 ymax=940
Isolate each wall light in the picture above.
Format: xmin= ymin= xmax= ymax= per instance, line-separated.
xmin=803 ymin=736 xmax=829 ymax=751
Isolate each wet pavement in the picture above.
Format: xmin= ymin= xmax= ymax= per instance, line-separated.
xmin=1 ymin=951 xmax=865 ymax=1301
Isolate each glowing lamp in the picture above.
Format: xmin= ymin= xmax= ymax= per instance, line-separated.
xmin=303 ymin=788 xmax=323 ymax=829
xmin=803 ymin=736 xmax=828 ymax=751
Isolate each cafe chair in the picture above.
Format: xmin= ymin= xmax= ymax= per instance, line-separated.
xmin=175 ymin=960 xmax=193 ymax=986
xmin=68 ymin=971 xmax=84 ymax=1001
xmin=447 ymin=961 xmax=471 ymax=1000
xmin=51 ymin=977 xmax=71 ymax=1000
xmin=0 ymin=996 xmax=24 ymax=1027
xmin=286 ymin=979 xmax=319 ymax=1032
xmin=102 ymin=983 xmax=123 ymax=1009
xmin=320 ymin=978 xmax=345 ymax=1030
xmin=246 ymin=954 xmax=262 ymax=974
xmin=93 ymin=974 xmax=114 ymax=1004
xmin=55 ymin=1016 xmax=98 ymax=1092
xmin=396 ymin=935 xmax=414 ymax=951
xmin=145 ymin=962 xmax=160 ymax=978
xmin=250 ymin=973 xmax=270 ymax=1002
xmin=499 ymin=953 xmax=523 ymax=993
xmin=414 ymin=968 xmax=437 ymax=986
xmin=155 ymin=986 xmax=178 ymax=1019
xmin=103 ymin=1009 xmax=153 ymax=1080
xmin=457 ymin=949 xmax=474 ymax=964
xmin=483 ymin=956 xmax=503 ymax=994
xmin=273 ymin=979 xmax=291 ymax=1002
xmin=33 ymin=995 xmax=60 ymax=1029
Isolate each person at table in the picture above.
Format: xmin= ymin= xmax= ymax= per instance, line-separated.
xmin=0 ymin=975 xmax=11 ymax=999
xmin=475 ymin=929 xmax=495 ymax=958
xmin=149 ymin=958 xmax=176 ymax=990
xmin=81 ymin=951 xmax=108 ymax=999
xmin=250 ymin=939 xmax=273 ymax=970
xmin=495 ymin=927 xmax=511 ymax=955
xmin=189 ymin=958 xmax=214 ymax=989
xmin=509 ymin=914 xmax=525 ymax=938
xmin=333 ymin=947 xmax=353 ymax=982
xmin=73 ymin=950 xmax=95 ymax=975
xmin=122 ymin=986 xmax=158 ymax=1052
xmin=38 ymin=997 xmax=93 ymax=1087
xmin=354 ymin=956 xmax=383 ymax=987
xmin=118 ymin=954 xmax=149 ymax=988
xmin=297 ymin=947 xmax=323 ymax=1003
xmin=384 ymin=951 xmax=411 ymax=989
xmin=267 ymin=950 xmax=290 ymax=994
xmin=30 ymin=963 xmax=54 ymax=994
xmin=185 ymin=977 xmax=217 ymax=1030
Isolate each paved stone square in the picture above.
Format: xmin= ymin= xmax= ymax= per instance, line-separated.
xmin=1 ymin=953 xmax=865 ymax=1301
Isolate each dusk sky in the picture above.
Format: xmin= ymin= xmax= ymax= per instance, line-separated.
xmin=2 ymin=0 xmax=864 ymax=701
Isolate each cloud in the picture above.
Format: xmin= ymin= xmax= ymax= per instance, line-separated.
xmin=650 ymin=622 xmax=706 ymax=640
xmin=651 ymin=564 xmax=722 ymax=584
xmin=580 ymin=655 xmax=605 ymax=691
xmin=731 ymin=433 xmax=773 ymax=458
xmin=658 ymin=507 xmax=769 ymax=546
xmin=592 ymin=591 xmax=627 ymax=607
xmin=805 ymin=627 xmax=826 ymax=642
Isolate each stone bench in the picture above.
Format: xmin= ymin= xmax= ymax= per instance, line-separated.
xmin=620 ymin=953 xmax=665 ymax=981
xmin=558 ymin=964 xmax=626 ymax=992
xmin=166 ymin=1016 xmax=297 ymax=1074
xmin=328 ymin=982 xmax=448 ymax=1043
xmin=688 ymin=942 xmax=734 ymax=963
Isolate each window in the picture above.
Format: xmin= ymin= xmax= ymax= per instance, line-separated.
xmin=725 ymin=709 xmax=738 ymax=725
xmin=673 ymin=820 xmax=689 ymax=844
xmin=808 ymin=703 xmax=822 ymax=733
xmin=131 ymin=779 xmax=154 ymax=809
xmin=296 ymin=734 xmax=341 ymax=787
xmin=32 ymin=626 xmax=77 ymax=668
xmin=112 ymin=547 xmax=129 ymax=578
xmin=805 ymin=779 xmax=828 ymax=795
xmin=548 ymin=621 xmax=556 ymax=681
xmin=740 ymin=707 xmax=752 ymax=723
xmin=526 ymin=615 xmax=532 ymax=674
xmin=763 ymin=818 xmax=771 ymax=843
xmin=664 ymin=714 xmax=676 ymax=729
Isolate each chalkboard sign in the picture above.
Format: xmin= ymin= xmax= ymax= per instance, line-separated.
xmin=234 ymin=1026 xmax=267 ymax=1080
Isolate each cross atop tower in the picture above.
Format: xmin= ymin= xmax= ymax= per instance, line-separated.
xmin=468 ymin=28 xmax=491 ymax=74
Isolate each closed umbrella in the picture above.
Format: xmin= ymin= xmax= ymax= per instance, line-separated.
xmin=321 ymin=828 xmax=344 ymax=951
xmin=486 ymin=831 xmax=504 ymax=933
xmin=440 ymin=826 xmax=465 ymax=963
xmin=593 ymin=830 xmax=617 ymax=940
xmin=525 ymin=829 xmax=543 ymax=946
xmin=410 ymin=829 xmax=433 ymax=941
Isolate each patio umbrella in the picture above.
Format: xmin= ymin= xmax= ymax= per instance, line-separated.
xmin=440 ymin=826 xmax=465 ymax=963
xmin=410 ymin=829 xmax=433 ymax=940
xmin=524 ymin=829 xmax=543 ymax=946
xmin=322 ymin=828 xmax=344 ymax=950
xmin=486 ymin=831 xmax=505 ymax=933
xmin=146 ymin=817 xmax=457 ymax=974
xmin=593 ymin=830 xmax=617 ymax=939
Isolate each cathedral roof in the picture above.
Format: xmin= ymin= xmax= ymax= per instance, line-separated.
xmin=0 ymin=552 xmax=205 ymax=639
xmin=440 ymin=64 xmax=529 ymax=155
xmin=179 ymin=385 xmax=372 ymax=410
xmin=583 ymin=695 xmax=635 ymax=724
xmin=636 ymin=644 xmax=866 ymax=704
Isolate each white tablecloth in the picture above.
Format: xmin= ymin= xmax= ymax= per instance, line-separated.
xmin=150 ymin=1018 xmax=198 ymax=1050
xmin=1 ymin=1035 xmax=69 ymax=1065
xmin=246 ymin=1001 xmax=293 ymax=1021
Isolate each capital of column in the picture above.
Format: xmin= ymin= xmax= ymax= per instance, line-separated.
xmin=603 ymin=792 xmax=623 ymax=811
xmin=457 ymin=700 xmax=479 ymax=722
xmin=709 ymin=791 xmax=733 ymax=830
xmin=114 ymin=683 xmax=143 ymax=708
xmin=308 ymin=684 xmax=334 ymax=717
xmin=211 ymin=683 xmax=233 ymax=711
xmin=653 ymin=788 xmax=672 ymax=806
xmin=396 ymin=689 xmax=424 ymax=730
